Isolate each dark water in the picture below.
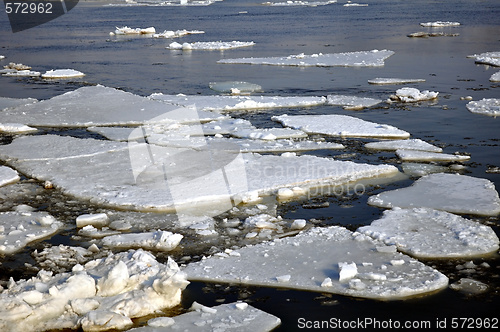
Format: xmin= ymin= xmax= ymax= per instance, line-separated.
xmin=1 ymin=0 xmax=500 ymax=330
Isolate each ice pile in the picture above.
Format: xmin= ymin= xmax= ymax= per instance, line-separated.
xmin=168 ymin=41 xmax=255 ymax=50
xmin=0 ymin=166 xmax=20 ymax=187
xmin=3 ymin=62 xmax=31 ymax=70
xmin=217 ymin=49 xmax=395 ymax=67
xmin=130 ymin=302 xmax=281 ymax=331
xmin=357 ymin=208 xmax=499 ymax=258
xmin=368 ymin=78 xmax=426 ymax=85
xmin=365 ymin=139 xmax=442 ymax=153
xmin=368 ymin=173 xmax=500 ymax=216
xmin=33 ymin=244 xmax=101 ymax=273
xmin=420 ymin=21 xmax=461 ymax=27
xmin=0 ymin=211 xmax=63 ymax=255
xmin=466 ymin=98 xmax=500 ymax=117
xmin=183 ymin=226 xmax=449 ymax=300
xmin=110 ymin=26 xmax=156 ymax=35
xmin=41 ymin=69 xmax=85 ymax=79
xmin=469 ymin=51 xmax=500 ymax=67
xmin=272 ymin=114 xmax=410 ymax=138
xmin=389 ymin=87 xmax=438 ymax=102
xmin=0 ymin=249 xmax=189 ymax=332
xmin=102 ymin=230 xmax=183 ymax=251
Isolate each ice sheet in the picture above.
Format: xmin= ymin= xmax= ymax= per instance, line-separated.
xmin=41 ymin=69 xmax=85 ymax=79
xmin=365 ymin=139 xmax=442 ymax=152
xmin=0 ymin=166 xmax=20 ymax=187
xmin=130 ymin=302 xmax=281 ymax=332
xmin=217 ymin=49 xmax=395 ymax=67
xmin=368 ymin=173 xmax=500 ymax=216
xmin=395 ymin=149 xmax=470 ymax=162
xmin=368 ymin=78 xmax=426 ymax=85
xmin=272 ymin=114 xmax=410 ymax=138
xmin=401 ymin=163 xmax=448 ymax=177
xmin=0 ymin=249 xmax=189 ymax=332
xmin=470 ymin=52 xmax=500 ymax=67
xmin=0 ymin=211 xmax=63 ymax=254
xmin=357 ymin=208 xmax=499 ymax=258
xmin=168 ymin=41 xmax=255 ymax=50
xmin=466 ymin=98 xmax=500 ymax=117
xmin=183 ymin=226 xmax=449 ymax=300
xmin=390 ymin=87 xmax=438 ymax=102
xmin=326 ymin=94 xmax=382 ymax=109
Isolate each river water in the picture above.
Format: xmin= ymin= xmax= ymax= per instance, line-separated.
xmin=1 ymin=0 xmax=499 ymax=330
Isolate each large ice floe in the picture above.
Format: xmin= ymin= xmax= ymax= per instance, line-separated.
xmin=183 ymin=226 xmax=449 ymax=300
xmin=368 ymin=173 xmax=500 ymax=216
xmin=272 ymin=114 xmax=410 ymax=138
xmin=168 ymin=41 xmax=255 ymax=50
xmin=389 ymin=87 xmax=438 ymax=103
xmin=0 ymin=249 xmax=189 ymax=332
xmin=357 ymin=208 xmax=499 ymax=259
xmin=0 ymin=166 xmax=20 ymax=187
xmin=129 ymin=302 xmax=281 ymax=331
xmin=368 ymin=78 xmax=426 ymax=85
xmin=0 ymin=211 xmax=63 ymax=255
xmin=365 ymin=139 xmax=442 ymax=153
xmin=466 ymin=98 xmax=500 ymax=117
xmin=217 ymin=49 xmax=394 ymax=67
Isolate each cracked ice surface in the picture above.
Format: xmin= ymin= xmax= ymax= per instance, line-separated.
xmin=0 ymin=249 xmax=189 ymax=332
xmin=368 ymin=173 xmax=500 ymax=216
xmin=129 ymin=302 xmax=281 ymax=332
xmin=217 ymin=49 xmax=395 ymax=67
xmin=273 ymin=114 xmax=410 ymax=138
xmin=0 ymin=166 xmax=20 ymax=187
xmin=466 ymin=98 xmax=500 ymax=117
xmin=357 ymin=208 xmax=499 ymax=258
xmin=365 ymin=139 xmax=442 ymax=152
xmin=182 ymin=226 xmax=449 ymax=300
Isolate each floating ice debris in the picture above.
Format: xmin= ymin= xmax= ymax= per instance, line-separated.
xmin=368 ymin=173 xmax=500 ymax=216
xmin=216 ymin=137 xmax=345 ymax=153
xmin=102 ymin=230 xmax=183 ymax=251
xmin=130 ymin=302 xmax=281 ymax=331
xmin=0 ymin=55 xmax=4 ymax=60
xmin=490 ymin=71 xmax=500 ymax=82
xmin=365 ymin=139 xmax=442 ymax=153
xmin=76 ymin=213 xmax=109 ymax=228
xmin=111 ymin=26 xmax=156 ymax=35
xmin=231 ymin=127 xmax=307 ymax=140
xmin=41 ymin=69 xmax=85 ymax=79
xmin=420 ymin=21 xmax=461 ymax=27
xmin=1 ymin=86 xmax=223 ymax=127
xmin=0 ymin=166 xmax=20 ymax=187
xmin=0 ymin=123 xmax=37 ymax=134
xmin=209 ymin=81 xmax=262 ymax=94
xmin=152 ymin=29 xmax=205 ymax=38
xmin=407 ymin=32 xmax=459 ymax=38
xmin=108 ymin=0 xmax=218 ymax=6
xmin=3 ymin=62 xmax=31 ymax=70
xmin=368 ymin=78 xmax=426 ymax=85
xmin=0 ymin=96 xmax=37 ymax=110
xmin=467 ymin=51 xmax=500 ymax=66
xmin=218 ymin=49 xmax=395 ymax=67
xmin=449 ymin=278 xmax=489 ymax=295
xmin=344 ymin=2 xmax=368 ymax=6
xmin=466 ymin=98 xmax=500 ymax=117
xmin=390 ymin=87 xmax=438 ymax=102
xmin=395 ymin=149 xmax=470 ymax=162
xmin=183 ymin=226 xmax=448 ymax=300
xmin=168 ymin=41 xmax=255 ymax=50
xmin=0 ymin=211 xmax=63 ymax=255
xmin=0 ymin=249 xmax=189 ymax=332
xmin=357 ymin=208 xmax=499 ymax=258
xmin=79 ymin=225 xmax=122 ymax=239
xmin=401 ymin=163 xmax=448 ymax=177
xmin=326 ymin=94 xmax=382 ymax=110
xmin=272 ymin=114 xmax=410 ymax=139
xmin=149 ymin=93 xmax=327 ymax=112
xmin=2 ymin=70 xmax=40 ymax=77
xmin=33 ymin=244 xmax=100 ymax=273
xmin=262 ymin=0 xmax=337 ymax=6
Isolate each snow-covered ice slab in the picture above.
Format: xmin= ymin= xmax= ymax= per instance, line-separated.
xmin=2 ymin=70 xmax=40 ymax=77
xmin=390 ymin=87 xmax=438 ymax=102
xmin=343 ymin=2 xmax=368 ymax=6
xmin=0 ymin=123 xmax=37 ymax=134
xmin=490 ymin=71 xmax=500 ymax=82
xmin=368 ymin=173 xmax=500 ymax=216
xmin=357 ymin=208 xmax=499 ymax=259
xmin=41 ymin=69 xmax=85 ymax=79
xmin=217 ymin=50 xmax=395 ymax=67
xmin=420 ymin=21 xmax=460 ymax=27
xmin=111 ymin=26 xmax=156 ymax=35
xmin=0 ymin=96 xmax=37 ymax=110
xmin=153 ymin=29 xmax=204 ymax=38
xmin=365 ymin=139 xmax=442 ymax=153
xmin=272 ymin=114 xmax=410 ymax=139
xmin=168 ymin=41 xmax=255 ymax=50
xmin=326 ymin=94 xmax=382 ymax=109
xmin=396 ymin=149 xmax=470 ymax=162
xmin=368 ymin=78 xmax=426 ymax=85
xmin=0 ymin=249 xmax=189 ymax=332
xmin=466 ymin=98 xmax=500 ymax=117
xmin=209 ymin=81 xmax=262 ymax=94
xmin=401 ymin=163 xmax=448 ymax=177
xmin=183 ymin=226 xmax=449 ymax=300
xmin=262 ymin=0 xmax=337 ymax=6
xmin=102 ymin=230 xmax=183 ymax=251
xmin=0 ymin=166 xmax=20 ymax=187
xmin=149 ymin=93 xmax=327 ymax=112
xmin=1 ymin=86 xmax=222 ymax=127
xmin=130 ymin=302 xmax=281 ymax=332
xmin=469 ymin=52 xmax=500 ymax=67
xmin=0 ymin=211 xmax=63 ymax=255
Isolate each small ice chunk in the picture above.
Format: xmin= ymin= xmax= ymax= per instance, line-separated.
xmin=391 ymin=87 xmax=438 ymax=102
xmin=338 ymin=262 xmax=358 ymax=282
xmin=368 ymin=78 xmax=426 ymax=85
xmin=291 ymin=219 xmax=307 ymax=230
xmin=466 ymin=98 xmax=500 ymax=117
xmin=277 ymin=188 xmax=295 ymax=199
xmin=395 ymin=149 xmax=470 ymax=162
xmin=321 ymin=277 xmax=333 ymax=287
xmin=401 ymin=163 xmax=448 ymax=177
xmin=41 ymin=69 xmax=85 ymax=79
xmin=113 ymin=26 xmax=156 ymax=35
xmin=489 ymin=71 xmax=500 ymax=82
xmin=276 ymin=274 xmax=291 ymax=283
xmin=365 ymin=139 xmax=442 ymax=153
xmin=2 ymin=70 xmax=40 ymax=77
xmin=0 ymin=166 xmax=20 ymax=187
xmin=76 ymin=213 xmax=109 ymax=228
xmin=147 ymin=317 xmax=175 ymax=327
xmin=420 ymin=21 xmax=460 ymax=27
xmin=449 ymin=278 xmax=488 ymax=295
xmin=102 ymin=230 xmax=183 ymax=251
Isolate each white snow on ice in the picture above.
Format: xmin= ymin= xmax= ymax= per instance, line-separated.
xmin=168 ymin=41 xmax=255 ymax=50
xmin=466 ymin=98 xmax=500 ymax=117
xmin=390 ymin=87 xmax=438 ymax=102
xmin=111 ymin=26 xmax=156 ymax=35
xmin=41 ymin=69 xmax=85 ymax=79
xmin=395 ymin=149 xmax=470 ymax=162
xmin=357 ymin=207 xmax=499 ymax=258
xmin=368 ymin=173 xmax=500 ymax=216
xmin=0 ymin=123 xmax=37 ymax=134
xmin=469 ymin=52 xmax=500 ymax=67
xmin=365 ymin=139 xmax=442 ymax=153
xmin=490 ymin=71 xmax=500 ymax=82
xmin=368 ymin=78 xmax=426 ymax=85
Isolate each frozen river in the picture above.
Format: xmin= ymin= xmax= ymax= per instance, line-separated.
xmin=1 ymin=0 xmax=499 ymax=330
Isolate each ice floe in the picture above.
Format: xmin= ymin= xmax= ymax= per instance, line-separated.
xmin=0 ymin=166 xmax=20 ymax=187
xmin=2 ymin=70 xmax=41 ymax=77
xmin=420 ymin=21 xmax=461 ymax=27
xmin=0 ymin=123 xmax=37 ymax=134
xmin=130 ymin=302 xmax=281 ymax=331
xmin=395 ymin=149 xmax=470 ymax=162
xmin=0 ymin=55 xmax=4 ymax=60
xmin=111 ymin=26 xmax=156 ymax=35
xmin=3 ymin=62 xmax=31 ymax=70
xmin=0 ymin=249 xmax=189 ymax=332
xmin=389 ymin=87 xmax=438 ymax=102
xmin=272 ymin=114 xmax=410 ymax=138
xmin=450 ymin=278 xmax=489 ymax=295
xmin=344 ymin=2 xmax=368 ymax=6
xmin=41 ymin=69 xmax=85 ymax=79
xmin=168 ymin=41 xmax=255 ymax=50
xmin=368 ymin=78 xmax=426 ymax=85
xmin=326 ymin=94 xmax=382 ymax=110
xmin=183 ymin=226 xmax=449 ymax=300
xmin=0 ymin=211 xmax=63 ymax=255
xmin=152 ymin=29 xmax=204 ymax=38
xmin=217 ymin=49 xmax=395 ymax=67
xmin=76 ymin=213 xmax=110 ymax=228
xmin=365 ymin=139 xmax=442 ymax=153
xmin=368 ymin=173 xmax=500 ymax=216
xmin=262 ymin=0 xmax=337 ymax=6
xmin=357 ymin=208 xmax=499 ymax=258
xmin=407 ymin=31 xmax=459 ymax=38
xmin=102 ymin=230 xmax=183 ymax=251
xmin=401 ymin=163 xmax=448 ymax=177
xmin=490 ymin=71 xmax=500 ymax=82
xmin=466 ymin=98 xmax=500 ymax=117
xmin=469 ymin=51 xmax=500 ymax=67
xmin=209 ymin=81 xmax=262 ymax=94
xmin=109 ymin=0 xmax=218 ymax=6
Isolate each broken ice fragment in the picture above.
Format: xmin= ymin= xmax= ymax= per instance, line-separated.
xmin=365 ymin=139 xmax=442 ymax=153
xmin=338 ymin=262 xmax=358 ymax=282
xmin=76 ymin=213 xmax=109 ymax=228
xmin=168 ymin=41 xmax=255 ymax=50
xmin=390 ymin=87 xmax=438 ymax=102
xmin=449 ymin=278 xmax=488 ymax=295
xmin=490 ymin=71 xmax=500 ymax=82
xmin=209 ymin=81 xmax=262 ymax=94
xmin=2 ymin=70 xmax=40 ymax=77
xmin=368 ymin=78 xmax=426 ymax=85
xmin=111 ymin=26 xmax=156 ymax=35
xmin=420 ymin=21 xmax=460 ymax=27
xmin=466 ymin=98 xmax=500 ymax=117
xmin=102 ymin=230 xmax=183 ymax=251
xmin=0 ymin=123 xmax=37 ymax=134
xmin=326 ymin=94 xmax=382 ymax=109
xmin=395 ymin=149 xmax=470 ymax=162
xmin=0 ymin=166 xmax=20 ymax=188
